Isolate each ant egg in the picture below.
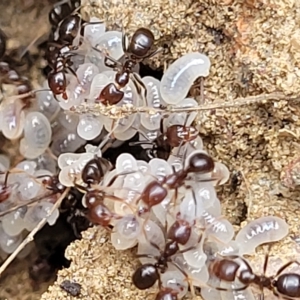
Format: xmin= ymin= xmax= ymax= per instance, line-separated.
xmin=77 ymin=113 xmax=103 ymax=140
xmin=235 ymin=216 xmax=289 ymax=255
xmin=86 ymin=31 xmax=123 ymax=72
xmin=15 ymin=160 xmax=37 ymax=175
xmin=179 ymin=189 xmax=204 ymax=222
xmin=166 ymin=98 xmax=198 ymax=127
xmin=149 ymin=158 xmax=173 ymax=180
xmin=220 ymin=281 xmax=255 ymax=300
xmin=113 ymin=115 xmax=140 ymax=141
xmin=137 ymin=219 xmax=165 ymax=251
xmin=173 ymin=255 xmax=209 ymax=288
xmin=24 ymin=112 xmax=52 ymax=153
xmin=17 ymin=178 xmax=41 ymax=201
xmin=111 ymin=231 xmax=137 ymax=250
xmin=0 ymin=225 xmax=22 ymax=254
xmin=1 ymin=208 xmax=26 ymax=236
xmin=141 ymin=76 xmax=164 ymax=130
xmin=51 ymin=128 xmax=85 ymax=156
xmin=116 ymin=153 xmax=138 ymax=173
xmin=58 ymin=111 xmax=79 ymax=131
xmin=160 ymin=52 xmax=211 ymax=104
xmin=160 ymin=271 xmax=188 ymax=299
xmin=192 ymin=182 xmax=218 ymax=210
xmin=36 ymin=81 xmax=60 ymax=121
xmin=84 ymin=17 xmax=106 ymax=45
xmin=19 ymin=139 xmax=46 ymax=160
xmin=182 ymin=237 xmax=207 ymax=269
xmin=1 ymin=100 xmax=25 ymax=140
xmin=88 ymin=73 xmax=111 ymax=100
xmin=114 ymin=215 xmax=140 ymax=238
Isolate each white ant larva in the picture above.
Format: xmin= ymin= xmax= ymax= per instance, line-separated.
xmin=160 ymin=52 xmax=211 ymax=105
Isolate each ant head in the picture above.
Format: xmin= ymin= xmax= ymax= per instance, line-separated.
xmin=155 ymin=287 xmax=178 ymax=300
xmin=129 ymin=28 xmax=155 ymax=58
xmin=132 ymin=263 xmax=159 ymax=290
xmin=185 ymin=151 xmax=215 ymax=174
xmin=81 ymin=157 xmax=109 ymax=186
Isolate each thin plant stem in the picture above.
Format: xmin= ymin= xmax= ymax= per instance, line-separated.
xmin=0 ymin=187 xmax=70 ymax=277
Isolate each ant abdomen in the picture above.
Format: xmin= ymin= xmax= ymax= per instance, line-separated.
xmin=210 ymin=259 xmax=240 ymax=282
xmin=186 ymin=150 xmax=215 ymax=174
xmin=276 ymin=273 xmax=300 ymax=298
xmin=132 ymin=263 xmax=159 ymax=290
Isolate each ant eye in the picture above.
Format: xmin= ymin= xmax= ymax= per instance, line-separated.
xmin=186 ymin=151 xmax=215 ymax=174
xmin=132 ymin=264 xmax=159 ymax=290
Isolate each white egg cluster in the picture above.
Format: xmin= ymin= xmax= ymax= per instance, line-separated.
xmin=58 ymin=138 xmax=289 ymax=299
xmin=0 ymin=154 xmax=60 ymax=258
xmin=44 ymin=17 xmax=212 ymax=144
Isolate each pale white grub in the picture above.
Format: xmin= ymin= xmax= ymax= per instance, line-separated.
xmin=24 ymin=112 xmax=52 ymax=151
xmin=160 ymin=52 xmax=211 ymax=104
xmin=235 ymin=216 xmax=289 ymax=255
xmin=141 ymin=76 xmax=164 ymax=130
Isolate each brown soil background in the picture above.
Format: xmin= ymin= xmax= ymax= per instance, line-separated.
xmin=2 ymin=0 xmax=300 ymax=299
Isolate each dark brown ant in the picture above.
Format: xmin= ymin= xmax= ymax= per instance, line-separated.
xmin=94 ymin=27 xmax=161 ymax=105
xmin=49 ymin=0 xmax=79 ymax=28
xmin=132 ymin=214 xmax=201 ymax=299
xmin=136 ymin=151 xmax=215 ymax=213
xmin=74 ymin=157 xmax=129 ymax=229
xmin=40 ymin=174 xmax=66 ymax=195
xmin=130 ymin=121 xmax=198 ymax=160
xmin=47 ymin=54 xmax=77 ymax=100
xmin=209 ymin=254 xmax=300 ymax=299
xmin=81 ymin=156 xmax=112 ymax=187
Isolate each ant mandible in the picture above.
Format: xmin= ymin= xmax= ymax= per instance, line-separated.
xmin=209 ymin=253 xmax=300 ymax=299
xmin=94 ymin=27 xmax=162 ymax=105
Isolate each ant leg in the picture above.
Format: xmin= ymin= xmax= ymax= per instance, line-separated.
xmin=143 ymin=47 xmax=164 ymax=59
xmin=275 ymin=260 xmax=300 ymax=278
xmin=130 ymin=72 xmax=147 ymax=104
xmin=121 ymin=27 xmax=128 ymax=53
xmin=66 ymin=66 xmax=80 ymax=84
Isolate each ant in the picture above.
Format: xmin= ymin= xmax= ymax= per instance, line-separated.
xmin=73 ymin=156 xmax=130 ymax=229
xmin=130 ymin=119 xmax=198 ymax=160
xmin=135 ymin=150 xmax=215 ymax=214
xmin=209 ymin=253 xmax=300 ymax=299
xmin=132 ymin=214 xmax=202 ymax=299
xmin=94 ymin=27 xmax=161 ymax=105
xmin=48 ymin=0 xmax=80 ymax=29
xmin=47 ymin=5 xmax=104 ymax=99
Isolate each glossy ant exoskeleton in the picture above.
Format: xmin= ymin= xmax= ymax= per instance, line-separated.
xmin=209 ymin=254 xmax=300 ymax=299
xmin=73 ymin=156 xmax=132 ymax=229
xmin=48 ymin=0 xmax=80 ymax=29
xmin=131 ymin=119 xmax=199 ymax=160
xmin=46 ymin=2 xmax=104 ymax=99
xmin=94 ymin=27 xmax=161 ymax=105
xmin=136 ymin=151 xmax=215 ymax=214
xmin=132 ymin=215 xmax=202 ymax=299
